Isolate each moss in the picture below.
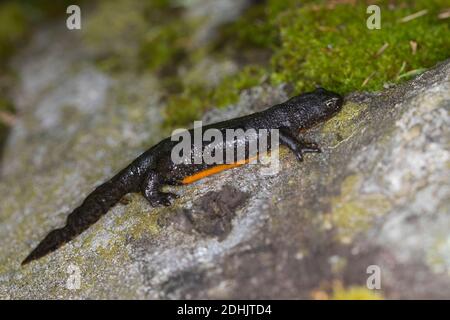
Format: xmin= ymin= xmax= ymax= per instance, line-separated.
xmin=311 ymin=281 xmax=384 ymax=300
xmin=0 ymin=2 xmax=27 ymax=146
xmin=117 ymin=194 xmax=162 ymax=239
xmin=139 ymin=15 xmax=203 ymax=75
xmin=0 ymin=0 xmax=83 ymax=64
xmin=270 ymin=0 xmax=450 ymax=93
xmin=79 ymin=194 xmax=169 ymax=262
xmin=163 ymin=65 xmax=266 ymax=128
xmin=83 ymin=0 xmax=181 ymax=72
xmin=216 ymin=4 xmax=275 ymax=51
xmin=327 ymin=174 xmax=391 ymax=244
xmin=0 ymin=2 xmax=29 ymax=63
xmin=163 ymin=91 xmax=204 ymax=129
xmin=331 ymin=282 xmax=383 ymax=300
xmin=212 ymin=66 xmax=266 ymax=107
xmin=215 ymin=0 xmax=301 ymax=51
xmin=83 ymin=0 xmax=149 ymax=71
xmin=213 ymin=0 xmax=449 ymax=95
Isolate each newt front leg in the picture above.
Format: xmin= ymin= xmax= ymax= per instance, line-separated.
xmin=279 ymin=127 xmax=321 ymax=161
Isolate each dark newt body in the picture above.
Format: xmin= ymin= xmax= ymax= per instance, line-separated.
xmin=22 ymin=88 xmax=343 ymax=265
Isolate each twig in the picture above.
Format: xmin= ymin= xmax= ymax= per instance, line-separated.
xmin=395 ymin=61 xmax=407 ymax=80
xmin=409 ymin=41 xmax=417 ymax=55
xmin=375 ymin=42 xmax=389 ymax=57
xmin=362 ymin=72 xmax=376 ymax=87
xmin=397 ymin=68 xmax=427 ymax=80
xmin=438 ymin=9 xmax=450 ymax=19
xmin=0 ymin=111 xmax=17 ymax=127
xmin=399 ymin=10 xmax=428 ymax=23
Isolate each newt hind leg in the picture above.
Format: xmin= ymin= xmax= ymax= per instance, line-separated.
xmin=140 ymin=170 xmax=179 ymax=207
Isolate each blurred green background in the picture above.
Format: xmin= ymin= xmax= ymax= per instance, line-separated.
xmin=0 ymin=0 xmax=448 ymax=147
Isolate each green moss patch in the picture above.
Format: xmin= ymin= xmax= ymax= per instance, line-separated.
xmin=163 ymin=66 xmax=266 ymax=128
xmin=0 ymin=2 xmax=29 ymax=63
xmin=83 ymin=0 xmax=188 ymax=73
xmin=161 ymin=0 xmax=449 ymax=128
xmin=0 ymin=0 xmax=82 ymax=64
xmin=270 ymin=0 xmax=449 ymax=93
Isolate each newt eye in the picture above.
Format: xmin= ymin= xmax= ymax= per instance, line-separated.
xmin=325 ymin=97 xmax=340 ymax=108
xmin=326 ymin=100 xmax=335 ymax=107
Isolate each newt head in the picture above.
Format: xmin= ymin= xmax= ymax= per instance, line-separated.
xmin=286 ymin=87 xmax=344 ymax=130
xmin=308 ymin=87 xmax=343 ymax=121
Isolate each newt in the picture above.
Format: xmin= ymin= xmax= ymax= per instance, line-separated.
xmin=21 ymin=88 xmax=343 ymax=265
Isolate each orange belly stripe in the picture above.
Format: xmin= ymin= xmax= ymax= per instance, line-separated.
xmin=181 ymin=155 xmax=259 ymax=184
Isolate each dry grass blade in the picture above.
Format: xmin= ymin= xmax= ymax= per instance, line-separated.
xmin=438 ymin=9 xmax=450 ymax=19
xmin=362 ymin=72 xmax=376 ymax=87
xmin=399 ymin=9 xmax=428 ymax=23
xmin=375 ymin=42 xmax=389 ymax=57
xmin=409 ymin=41 xmax=418 ymax=55
xmin=0 ymin=111 xmax=17 ymax=127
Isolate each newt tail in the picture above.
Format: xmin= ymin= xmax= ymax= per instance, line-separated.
xmin=21 ymin=166 xmax=141 ymax=265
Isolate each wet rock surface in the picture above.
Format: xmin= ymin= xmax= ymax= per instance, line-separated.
xmin=0 ymin=15 xmax=449 ymax=299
